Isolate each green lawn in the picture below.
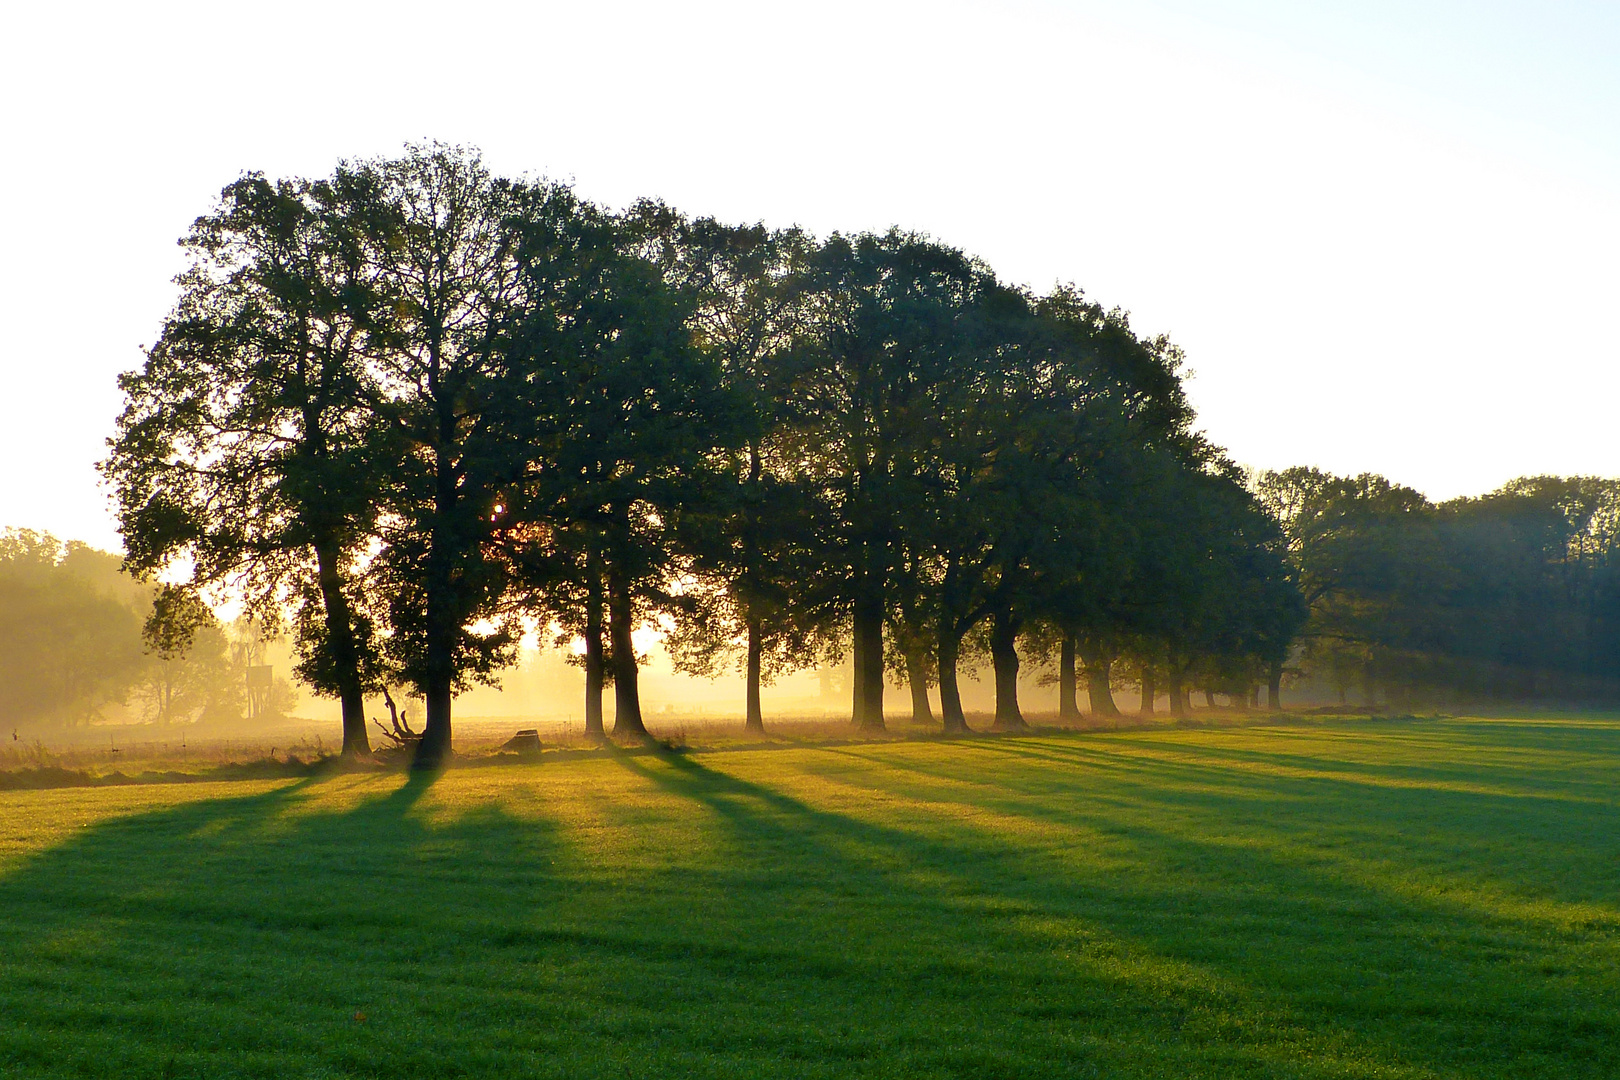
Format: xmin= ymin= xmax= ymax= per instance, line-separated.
xmin=1 ymin=717 xmax=1617 ymax=1078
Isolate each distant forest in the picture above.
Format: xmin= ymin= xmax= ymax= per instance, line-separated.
xmin=1259 ymin=470 xmax=1620 ymax=706
xmin=5 ymin=143 xmax=1600 ymax=761
xmin=0 ymin=530 xmax=296 ymax=732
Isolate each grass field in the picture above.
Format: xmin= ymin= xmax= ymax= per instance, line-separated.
xmin=1 ymin=716 xmax=1617 ymax=1078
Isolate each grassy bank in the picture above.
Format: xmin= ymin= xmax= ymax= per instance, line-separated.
xmin=1 ymin=716 xmax=1616 ymax=1077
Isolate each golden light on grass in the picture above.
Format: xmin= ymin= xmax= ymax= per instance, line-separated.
xmin=2 ymin=716 xmax=1617 ymax=1076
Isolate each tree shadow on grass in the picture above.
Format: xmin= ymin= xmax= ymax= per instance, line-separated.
xmin=874 ymin=734 xmax=1620 ymax=917
xmin=2 ymin=734 xmax=1618 ymax=1080
xmin=0 ymin=769 xmax=592 ymax=1080
xmin=609 ymin=742 xmax=1620 ymax=1080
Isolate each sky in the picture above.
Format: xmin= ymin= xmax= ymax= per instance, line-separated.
xmin=3 ymin=0 xmax=1618 ymax=552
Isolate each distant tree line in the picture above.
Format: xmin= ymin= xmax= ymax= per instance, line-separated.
xmin=103 ymin=145 xmax=1305 ymax=766
xmin=1257 ymin=470 xmax=1620 ymax=706
xmin=0 ymin=530 xmax=292 ymax=729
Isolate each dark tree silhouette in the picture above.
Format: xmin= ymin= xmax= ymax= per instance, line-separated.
xmin=500 ymin=198 xmax=741 ymax=740
xmin=790 ymin=231 xmax=999 ymax=730
xmin=101 ymin=142 xmax=1343 ymax=751
xmin=651 ymin=215 xmax=836 ymax=732
xmin=104 ymin=171 xmax=392 ymax=756
xmin=346 ymin=146 xmax=536 ymax=769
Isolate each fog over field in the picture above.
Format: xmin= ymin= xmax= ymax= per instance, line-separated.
xmin=341 ymin=645 xmax=1034 ymax=728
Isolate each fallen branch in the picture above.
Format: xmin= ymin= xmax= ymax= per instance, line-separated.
xmin=372 ymin=687 xmax=423 ymax=749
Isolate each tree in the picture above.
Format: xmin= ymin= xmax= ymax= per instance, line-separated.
xmin=104 ymin=168 xmax=392 ymax=756
xmin=140 ymin=585 xmax=242 ymax=726
xmin=1020 ymin=289 xmax=1198 ymax=722
xmin=348 ymin=145 xmax=538 ymax=768
xmin=790 ymin=231 xmax=1000 ymax=730
xmin=650 ymin=214 xmax=834 ymax=732
xmin=499 ymin=197 xmax=743 ymax=741
xmin=914 ymin=284 xmax=1190 ymax=731
xmin=0 ymin=531 xmax=148 ymax=728
xmin=665 ymin=457 xmax=836 ymax=733
xmin=1255 ymin=468 xmax=1449 ymax=705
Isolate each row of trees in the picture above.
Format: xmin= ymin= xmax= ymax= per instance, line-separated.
xmin=0 ymin=530 xmax=293 ymax=729
xmin=1259 ymin=470 xmax=1620 ymax=705
xmin=103 ymin=144 xmax=1305 ymax=766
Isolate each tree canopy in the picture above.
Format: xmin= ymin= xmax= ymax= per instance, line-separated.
xmin=117 ymin=142 xmax=1609 ymax=761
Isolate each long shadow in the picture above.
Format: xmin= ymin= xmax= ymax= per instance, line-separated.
xmin=1110 ymin=734 xmax=1620 ymax=791
xmin=945 ymin=730 xmax=1620 ymax=816
xmin=3 ymin=731 xmax=1619 ymax=1079
xmin=607 ymin=740 xmax=1620 ymax=1078
xmin=876 ymin=734 xmax=1620 ymax=898
xmin=800 ymin=731 xmax=1620 ymax=915
xmin=0 ymin=768 xmax=590 ymax=1079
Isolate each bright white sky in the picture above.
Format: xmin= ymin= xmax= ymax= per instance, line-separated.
xmin=4 ymin=0 xmax=1618 ymax=552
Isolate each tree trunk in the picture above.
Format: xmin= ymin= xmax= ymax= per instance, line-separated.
xmin=938 ymin=624 xmax=970 ymax=733
xmin=1058 ymin=635 xmax=1080 ymax=722
xmin=1139 ymin=671 xmax=1155 ymax=716
xmin=313 ymin=540 xmax=370 ymax=758
xmin=1084 ymin=648 xmax=1120 ymax=718
xmin=608 ymin=555 xmax=648 ymax=740
xmin=990 ymin=608 xmax=1026 ymax=730
xmin=1168 ymin=672 xmax=1188 ymax=718
xmin=412 ymin=399 xmax=459 ymax=772
xmin=744 ymin=616 xmax=764 ymax=733
xmin=904 ymin=646 xmax=934 ymax=726
xmin=742 ymin=444 xmax=766 ymax=735
xmin=583 ymin=551 xmax=605 ymax=739
xmin=1267 ymin=660 xmax=1282 ymax=710
xmin=852 ymin=608 xmax=869 ymax=728
xmin=851 ymin=589 xmax=885 ymax=730
xmin=412 ymin=558 xmax=456 ymax=770
xmin=1203 ymin=688 xmax=1216 ymax=709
